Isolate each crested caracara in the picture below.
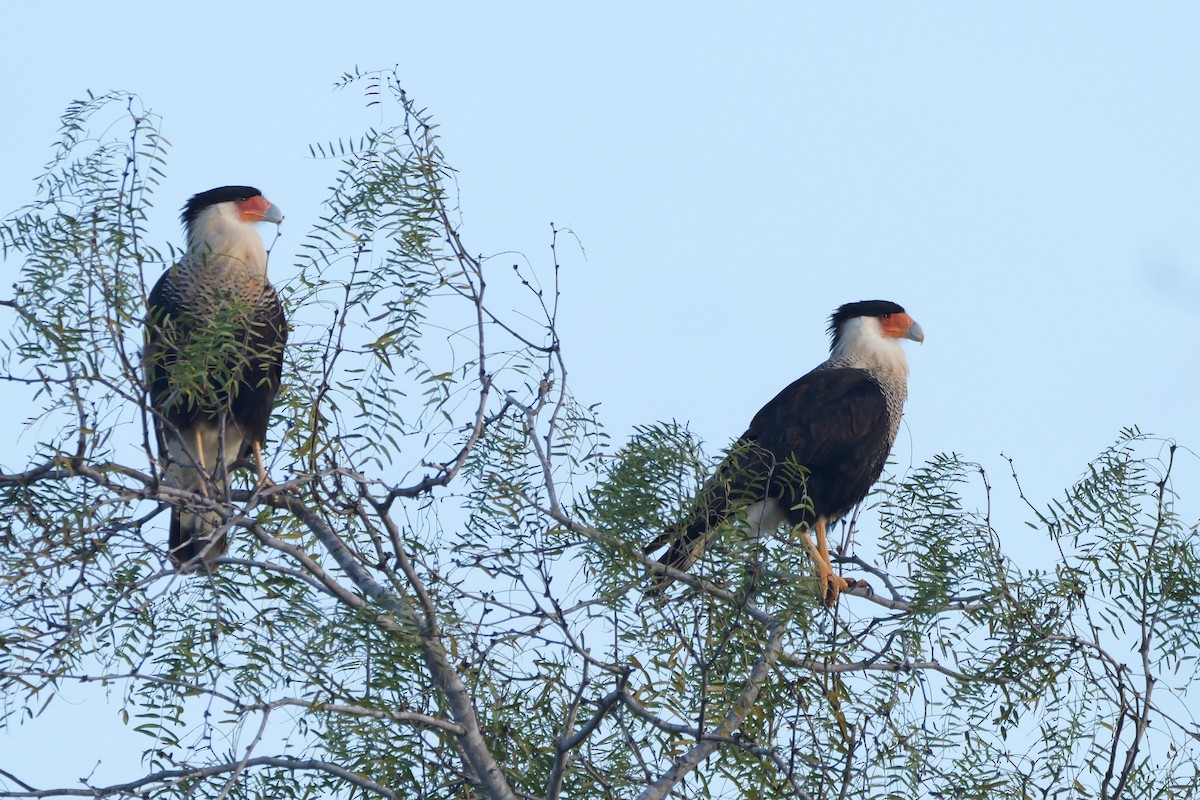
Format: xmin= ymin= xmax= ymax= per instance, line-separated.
xmin=145 ymin=186 xmax=286 ymax=570
xmin=645 ymin=300 xmax=923 ymax=605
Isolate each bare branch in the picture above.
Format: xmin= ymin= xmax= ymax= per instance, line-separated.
xmin=0 ymin=756 xmax=397 ymax=799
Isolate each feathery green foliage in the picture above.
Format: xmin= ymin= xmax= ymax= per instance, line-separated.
xmin=1 ymin=76 xmax=1198 ymax=800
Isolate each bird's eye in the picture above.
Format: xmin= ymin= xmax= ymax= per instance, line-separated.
xmin=880 ymin=314 xmax=892 ymax=320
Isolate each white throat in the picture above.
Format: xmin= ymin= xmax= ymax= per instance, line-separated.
xmin=829 ymin=317 xmax=910 ymax=380
xmin=187 ymin=203 xmax=268 ymax=277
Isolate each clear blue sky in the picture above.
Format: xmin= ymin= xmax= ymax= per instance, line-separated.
xmin=3 ymin=1 xmax=1199 ymax=786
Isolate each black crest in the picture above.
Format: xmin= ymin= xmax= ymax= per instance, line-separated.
xmin=181 ymin=186 xmax=263 ymax=228
xmin=827 ymin=300 xmax=906 ymax=344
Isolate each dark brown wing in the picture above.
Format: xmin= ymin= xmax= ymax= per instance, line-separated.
xmin=744 ymin=366 xmax=892 ymax=525
xmin=228 ymin=285 xmax=287 ymax=455
xmin=145 ymin=267 xmax=185 ymax=433
xmin=145 ymin=273 xmax=286 ymax=455
xmin=648 ymin=366 xmax=892 ymax=575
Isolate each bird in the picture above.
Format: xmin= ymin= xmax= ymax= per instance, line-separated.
xmin=644 ymin=300 xmax=923 ymax=605
xmin=144 ymin=186 xmax=287 ymax=570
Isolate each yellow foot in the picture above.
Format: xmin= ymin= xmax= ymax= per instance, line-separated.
xmin=821 ymin=576 xmax=872 ymax=606
xmin=820 ymin=572 xmax=851 ymax=607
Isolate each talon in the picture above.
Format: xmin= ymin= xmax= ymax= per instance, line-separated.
xmin=822 ymin=572 xmax=851 ymax=607
xmin=826 ymin=576 xmax=870 ymax=604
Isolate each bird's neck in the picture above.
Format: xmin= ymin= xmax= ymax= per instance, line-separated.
xmin=828 ymin=321 xmax=910 ymax=384
xmin=186 ymin=207 xmax=268 ymax=280
xmin=827 ymin=327 xmax=910 ymax=442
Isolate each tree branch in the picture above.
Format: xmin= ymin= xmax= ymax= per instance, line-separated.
xmin=0 ymin=756 xmax=397 ymax=799
xmin=638 ymin=623 xmax=786 ymax=800
xmin=263 ymin=491 xmax=517 ymax=800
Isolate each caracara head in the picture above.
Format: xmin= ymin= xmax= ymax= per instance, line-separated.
xmin=181 ymin=186 xmax=283 ymax=254
xmin=827 ymin=300 xmax=923 ymax=375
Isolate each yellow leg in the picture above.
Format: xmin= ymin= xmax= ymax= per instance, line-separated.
xmin=252 ymin=441 xmax=273 ymax=487
xmin=193 ymin=428 xmax=207 ymax=470
xmin=192 ymin=428 xmax=211 ymax=497
xmin=800 ymin=519 xmax=851 ymax=606
xmin=797 ymin=526 xmax=820 ymax=574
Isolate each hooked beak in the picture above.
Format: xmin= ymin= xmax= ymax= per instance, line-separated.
xmin=905 ymin=319 xmax=924 ymax=344
xmin=260 ymin=201 xmax=284 ymax=225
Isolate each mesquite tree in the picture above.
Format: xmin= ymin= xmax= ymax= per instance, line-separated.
xmin=1 ymin=72 xmax=1198 ymax=800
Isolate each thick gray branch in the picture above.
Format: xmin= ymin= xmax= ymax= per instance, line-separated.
xmin=638 ymin=624 xmax=786 ymax=800
xmin=267 ymin=492 xmax=517 ymax=800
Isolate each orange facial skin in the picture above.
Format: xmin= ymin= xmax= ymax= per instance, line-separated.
xmin=881 ymin=312 xmax=924 ymax=343
xmin=236 ymin=195 xmax=283 ymax=224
